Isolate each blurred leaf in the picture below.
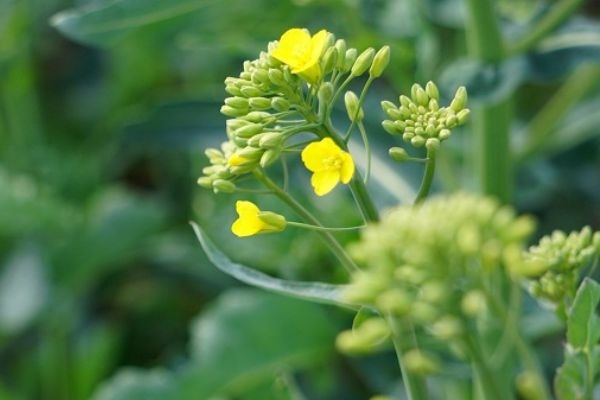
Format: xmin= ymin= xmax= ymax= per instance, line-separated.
xmin=191 ymin=222 xmax=358 ymax=309
xmin=0 ymin=244 xmax=48 ymax=335
xmin=50 ymin=0 xmax=217 ymax=47
xmin=423 ymin=0 xmax=465 ymax=28
xmin=555 ymin=278 xmax=600 ymax=400
xmin=91 ymin=369 xmax=176 ymax=400
xmin=177 ymin=288 xmax=337 ymax=398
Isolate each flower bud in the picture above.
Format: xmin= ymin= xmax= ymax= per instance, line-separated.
xmin=268 ymin=68 xmax=286 ymax=86
xmin=369 ymin=45 xmax=390 ymax=78
xmin=431 ymin=316 xmax=463 ymax=340
xmin=220 ymin=105 xmax=247 ymax=117
xmin=251 ymin=69 xmax=269 ymax=85
xmin=248 ymin=97 xmax=272 ymax=110
xmin=389 ymin=147 xmax=410 ymax=162
xmin=351 ymin=47 xmax=375 ymax=77
xmin=225 ymin=85 xmax=243 ymax=96
xmin=257 ymin=211 xmax=287 ymax=231
xmin=240 ymin=86 xmax=263 ymax=97
xmin=334 ymin=39 xmax=347 ymax=69
xmin=461 ymin=290 xmax=487 ymax=317
xmin=197 ymin=176 xmax=213 ymax=188
xmin=212 ymin=179 xmax=236 ymax=193
xmin=322 ymin=46 xmax=338 ymax=75
xmin=344 ymin=91 xmax=363 ymax=122
xmin=260 ymin=148 xmax=280 ymax=168
xmin=439 ymin=129 xmax=451 ymax=140
xmin=450 ymin=86 xmax=468 ymax=112
xmin=425 ymin=138 xmax=440 ymax=151
xmin=411 ymin=136 xmax=425 ymax=147
xmin=457 ymin=108 xmax=471 ymax=125
xmin=318 ymin=82 xmax=334 ymax=106
xmin=270 ymin=97 xmax=289 ymax=111
xmin=343 ymin=48 xmax=357 ymax=72
xmin=404 ymin=350 xmax=439 ymax=375
xmin=235 ymin=123 xmax=263 ymax=139
xmin=399 ymin=95 xmax=412 ymax=108
xmin=425 ymin=81 xmax=439 ymax=101
xmin=411 ymin=83 xmax=429 ymax=106
xmin=204 ymin=148 xmax=224 ymax=163
xmin=381 ymin=120 xmax=399 ymax=135
xmin=516 ymin=370 xmax=546 ymax=400
xmin=258 ymin=131 xmax=284 ymax=148
xmin=242 ymin=111 xmax=272 ymax=123
xmin=376 ymin=289 xmax=411 ymax=315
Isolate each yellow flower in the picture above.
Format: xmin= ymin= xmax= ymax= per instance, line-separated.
xmin=228 ymin=154 xmax=250 ymax=167
xmin=271 ymin=28 xmax=329 ymax=84
xmin=301 ymin=138 xmax=355 ymax=196
xmin=231 ymin=201 xmax=286 ymax=237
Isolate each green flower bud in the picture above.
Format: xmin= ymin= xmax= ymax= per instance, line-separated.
xmin=242 ymin=111 xmax=273 ymax=123
xmin=240 ymin=85 xmax=263 ymax=97
xmin=428 ymin=98 xmax=439 ymax=112
xmin=224 ymin=104 xmax=252 ymax=117
xmin=197 ymin=176 xmax=213 ymax=188
xmin=404 ymin=350 xmax=439 ymax=376
xmin=382 ymin=120 xmax=399 ymax=135
xmin=439 ymin=129 xmax=451 ymax=140
xmin=376 ymin=288 xmax=411 ymax=315
xmin=399 ymin=95 xmax=412 ymax=108
xmin=258 ymin=131 xmax=284 ymax=148
xmin=237 ymin=146 xmax=263 ymax=160
xmin=235 ymin=123 xmax=263 ymax=139
xmin=431 ymin=316 xmax=463 ymax=340
xmin=335 ymin=318 xmax=390 ymax=354
xmin=268 ymin=68 xmax=286 ymax=86
xmin=251 ymin=69 xmax=269 ymax=85
xmin=322 ymin=46 xmax=338 ymax=75
xmin=351 ymin=47 xmax=375 ymax=76
xmin=246 ymin=133 xmax=263 ymax=148
xmin=344 ymin=91 xmax=364 ymax=122
xmin=425 ymin=138 xmax=440 ymax=151
xmin=419 ymin=281 xmax=447 ymax=304
xmin=411 ymin=83 xmax=429 ymax=106
xmin=381 ymin=100 xmax=396 ymax=114
xmin=205 ymin=148 xmax=225 ymax=164
xmin=248 ymin=97 xmax=272 ymax=110
xmin=457 ymin=108 xmax=471 ymax=124
xmin=318 ymin=82 xmax=334 ymax=105
xmin=225 ymin=97 xmax=248 ymax=110
xmin=225 ymin=85 xmax=243 ymax=96
xmin=212 ymin=179 xmax=236 ymax=193
xmin=230 ymin=164 xmax=256 ymax=175
xmin=334 ymin=39 xmax=347 ymax=69
xmin=402 ymin=132 xmax=415 ymax=142
xmin=343 ymin=48 xmax=358 ymax=72
xmin=411 ymin=135 xmax=425 ymax=147
xmin=271 ymin=97 xmax=289 ymax=111
xmin=260 ymin=148 xmax=280 ymax=168
xmin=257 ymin=211 xmax=287 ymax=231
xmin=450 ymin=86 xmax=468 ymax=112
xmin=461 ymin=290 xmax=487 ymax=317
xmin=425 ymin=81 xmax=439 ymax=101
xmin=369 ymin=45 xmax=390 ymax=78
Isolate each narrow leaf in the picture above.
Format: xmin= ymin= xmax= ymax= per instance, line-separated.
xmin=567 ymin=278 xmax=600 ymax=350
xmin=191 ymin=222 xmax=359 ymax=309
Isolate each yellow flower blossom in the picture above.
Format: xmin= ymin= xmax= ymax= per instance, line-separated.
xmin=228 ymin=154 xmax=250 ymax=167
xmin=231 ymin=201 xmax=286 ymax=237
xmin=301 ymin=138 xmax=355 ymax=196
xmin=271 ymin=28 xmax=329 ymax=83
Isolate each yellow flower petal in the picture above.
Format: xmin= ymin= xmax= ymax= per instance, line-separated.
xmin=340 ymin=151 xmax=355 ymax=184
xmin=231 ymin=201 xmax=264 ymax=237
xmin=228 ymin=154 xmax=250 ymax=167
xmin=301 ymin=138 xmax=333 ymax=172
xmin=271 ymin=28 xmax=328 ymax=83
xmin=311 ymin=169 xmax=341 ymax=196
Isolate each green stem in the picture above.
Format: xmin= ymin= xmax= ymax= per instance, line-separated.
xmin=508 ymin=0 xmax=585 ymax=56
xmin=319 ymin=122 xmax=380 ymax=222
xmin=465 ymin=0 xmax=512 ymax=203
xmin=255 ymin=171 xmax=359 ymax=273
xmin=387 ymin=317 xmax=429 ymax=400
xmin=464 ymin=335 xmax=505 ymax=400
xmin=286 ymin=221 xmax=364 ymax=232
xmin=516 ymin=64 xmax=600 ymax=161
xmin=413 ymin=147 xmax=437 ymax=204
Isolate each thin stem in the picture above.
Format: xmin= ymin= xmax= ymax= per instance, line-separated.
xmin=286 ymin=221 xmax=365 ymax=231
xmin=357 ymin=122 xmax=371 ymax=184
xmin=413 ymin=147 xmax=437 ymax=204
xmin=508 ymin=0 xmax=585 ymax=56
xmin=343 ymin=76 xmax=374 ymax=142
xmin=387 ymin=316 xmax=429 ymax=400
xmin=254 ymin=170 xmax=359 ymax=273
xmin=464 ymin=335 xmax=504 ymax=400
xmin=465 ymin=0 xmax=512 ymax=203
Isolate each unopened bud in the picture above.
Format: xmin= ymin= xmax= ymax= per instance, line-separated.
xmin=240 ymin=86 xmax=262 ymax=97
xmin=268 ymin=69 xmax=286 ymax=86
xmin=351 ymin=47 xmax=375 ymax=77
xmin=235 ymin=123 xmax=263 ymax=139
xmin=461 ymin=290 xmax=487 ymax=317
xmin=369 ymin=45 xmax=390 ymax=78
xmin=411 ymin=136 xmax=425 ymax=147
xmin=425 ymin=138 xmax=440 ymax=151
xmin=382 ymin=120 xmax=399 ymax=135
xmin=389 ymin=147 xmax=410 ymax=162
xmin=248 ymin=97 xmax=272 ymax=110
xmin=334 ymin=39 xmax=347 ymax=69
xmin=318 ymin=82 xmax=334 ymax=105
xmin=257 ymin=211 xmax=287 ymax=232
xmin=260 ymin=148 xmax=280 ymax=168
xmin=439 ymin=129 xmax=451 ymax=140
xmin=258 ymin=131 xmax=284 ymax=148
xmin=411 ymin=83 xmax=429 ymax=106
xmin=425 ymin=81 xmax=439 ymax=101
xmin=343 ymin=48 xmax=358 ymax=72
xmin=404 ymin=350 xmax=439 ymax=375
xmin=450 ymin=86 xmax=468 ymax=112
xmin=220 ymin=105 xmax=247 ymax=118
xmin=344 ymin=91 xmax=363 ymax=122
xmin=271 ymin=97 xmax=289 ymax=111
xmin=212 ymin=179 xmax=236 ymax=193
xmin=457 ymin=108 xmax=470 ymax=125
xmin=322 ymin=47 xmax=338 ymax=75
xmin=197 ymin=176 xmax=213 ymax=188
xmin=376 ymin=289 xmax=411 ymax=315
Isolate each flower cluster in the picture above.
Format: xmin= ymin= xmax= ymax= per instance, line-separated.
xmin=338 ymin=193 xmax=536 ymax=359
xmin=381 ymin=82 xmax=469 ymax=152
xmin=525 ymin=227 xmax=600 ymax=310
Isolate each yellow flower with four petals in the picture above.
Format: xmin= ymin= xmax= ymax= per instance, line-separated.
xmin=271 ymin=28 xmax=329 ymax=84
xmin=301 ymin=138 xmax=355 ymax=196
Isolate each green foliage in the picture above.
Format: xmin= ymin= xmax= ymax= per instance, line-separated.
xmin=555 ymin=278 xmax=600 ymax=399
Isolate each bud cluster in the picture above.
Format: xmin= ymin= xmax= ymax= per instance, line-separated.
xmin=340 ymin=193 xmax=535 ymax=358
xmin=381 ymin=82 xmax=469 ymax=151
xmin=525 ymin=227 xmax=600 ymax=306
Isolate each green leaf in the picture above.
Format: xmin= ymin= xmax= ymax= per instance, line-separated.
xmin=191 ymin=222 xmax=358 ymax=309
xmin=567 ymin=278 xmax=600 ymax=350
xmin=555 ymin=278 xmax=600 ymax=400
xmin=50 ymin=0 xmax=216 ymax=47
xmin=91 ymin=369 xmax=176 ymax=400
xmin=176 ymin=289 xmax=337 ymax=398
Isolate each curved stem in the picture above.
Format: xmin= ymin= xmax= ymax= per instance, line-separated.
xmin=387 ymin=316 xmax=429 ymax=400
xmin=413 ymin=147 xmax=437 ymax=204
xmin=508 ymin=0 xmax=585 ymax=56
xmin=286 ymin=221 xmax=365 ymax=231
xmin=254 ymin=170 xmax=359 ymax=273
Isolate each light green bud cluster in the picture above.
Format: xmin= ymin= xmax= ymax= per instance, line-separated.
xmin=381 ymin=82 xmax=469 ymax=150
xmin=525 ymin=227 xmax=600 ymax=307
xmin=197 ymin=141 xmax=238 ymax=193
xmin=341 ymin=193 xmax=536 ymax=354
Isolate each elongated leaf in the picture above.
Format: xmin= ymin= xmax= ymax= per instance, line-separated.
xmin=176 ymin=289 xmax=337 ymax=398
xmin=555 ymin=278 xmax=600 ymax=399
xmin=191 ymin=222 xmax=358 ymax=309
xmin=50 ymin=0 xmax=217 ymax=47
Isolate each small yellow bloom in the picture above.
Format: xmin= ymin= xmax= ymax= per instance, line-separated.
xmin=227 ymin=154 xmax=250 ymax=167
xmin=301 ymin=138 xmax=355 ymax=196
xmin=271 ymin=28 xmax=329 ymax=84
xmin=231 ymin=201 xmax=286 ymax=237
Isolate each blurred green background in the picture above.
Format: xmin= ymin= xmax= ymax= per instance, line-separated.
xmin=0 ymin=0 xmax=599 ymax=399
